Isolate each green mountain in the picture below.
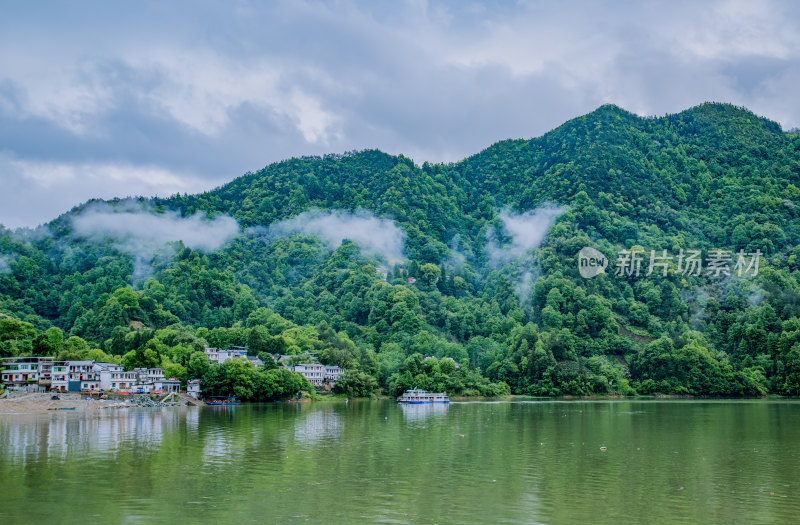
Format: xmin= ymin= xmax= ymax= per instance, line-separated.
xmin=2 ymin=102 xmax=800 ymax=398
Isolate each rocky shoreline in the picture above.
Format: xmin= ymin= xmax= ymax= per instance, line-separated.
xmin=0 ymin=392 xmax=193 ymax=415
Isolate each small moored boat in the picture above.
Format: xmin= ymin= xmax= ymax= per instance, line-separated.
xmin=397 ymin=389 xmax=449 ymax=404
xmin=206 ymin=396 xmax=241 ymax=406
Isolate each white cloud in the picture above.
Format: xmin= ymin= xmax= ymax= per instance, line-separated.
xmin=266 ymin=209 xmax=405 ymax=263
xmin=72 ymin=202 xmax=239 ymax=252
xmin=488 ymin=207 xmax=565 ymax=265
xmin=71 ymin=201 xmax=240 ymax=279
xmin=485 ymin=205 xmax=565 ymax=303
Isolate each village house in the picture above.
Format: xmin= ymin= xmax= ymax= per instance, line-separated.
xmin=108 ymin=369 xmax=139 ymax=392
xmin=285 ymin=362 xmax=344 ymax=388
xmin=291 ymin=363 xmax=326 ymax=386
xmin=187 ymin=379 xmax=202 ymax=399
xmin=51 ymin=362 xmax=69 ymax=392
xmin=1 ymin=358 xmax=182 ymax=395
xmin=93 ymin=362 xmax=124 ymax=391
xmin=157 ymin=378 xmax=181 ymax=393
xmin=324 ymin=366 xmax=343 ymax=384
xmin=1 ymin=357 xmax=53 ymax=392
xmin=134 ymin=367 xmax=165 ymax=383
xmin=39 ymin=359 xmax=54 ymax=389
xmin=247 ymin=355 xmax=264 ymax=367
xmin=204 ymin=345 xmax=248 ymax=365
xmin=130 ymin=368 xmax=165 ymax=393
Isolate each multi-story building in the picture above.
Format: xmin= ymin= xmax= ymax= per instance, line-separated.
xmin=134 ymin=368 xmax=165 ymax=383
xmin=93 ymin=362 xmax=125 ymax=391
xmin=66 ymin=361 xmax=97 ymax=392
xmin=38 ymin=359 xmax=54 ymax=389
xmin=51 ymin=362 xmax=69 ymax=392
xmin=324 ymin=366 xmax=344 ymax=385
xmin=287 ymin=363 xmax=344 ymax=387
xmin=108 ymin=369 xmax=139 ymax=392
xmin=1 ymin=357 xmax=54 ymax=392
xmin=130 ymin=368 xmax=165 ymax=393
xmin=291 ymin=363 xmax=326 ymax=386
xmin=2 ymin=358 xmax=183 ymax=394
xmin=204 ymin=346 xmax=249 ymax=365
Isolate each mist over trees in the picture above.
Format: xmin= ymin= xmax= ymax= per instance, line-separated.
xmin=2 ymin=102 xmax=800 ymax=397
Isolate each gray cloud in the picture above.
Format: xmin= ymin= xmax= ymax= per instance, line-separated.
xmin=0 ymin=151 xmax=221 ymax=229
xmin=71 ymin=201 xmax=240 ymax=279
xmin=263 ymin=209 xmax=405 ymax=263
xmin=2 ymin=1 xmax=800 ymax=228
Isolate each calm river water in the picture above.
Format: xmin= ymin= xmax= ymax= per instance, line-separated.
xmin=1 ymin=399 xmax=800 ymax=524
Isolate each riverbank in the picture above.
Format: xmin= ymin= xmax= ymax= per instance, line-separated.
xmin=4 ymin=392 xmax=776 ymax=414
xmin=0 ymin=392 xmax=120 ymax=414
xmin=0 ymin=392 xmax=194 ymax=415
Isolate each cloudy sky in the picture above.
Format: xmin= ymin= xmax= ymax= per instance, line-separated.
xmin=2 ymin=0 xmax=799 ymax=228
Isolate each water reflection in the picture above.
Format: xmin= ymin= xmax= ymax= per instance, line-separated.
xmin=1 ymin=401 xmax=799 ymax=524
xmin=0 ymin=408 xmax=187 ymax=466
xmin=293 ymin=404 xmax=341 ymax=445
xmin=399 ymin=402 xmax=448 ymax=422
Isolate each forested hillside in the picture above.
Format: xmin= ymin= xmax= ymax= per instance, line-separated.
xmin=3 ymin=102 xmax=800 ymax=397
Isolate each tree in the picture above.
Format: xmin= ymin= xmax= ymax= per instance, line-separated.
xmin=419 ymin=263 xmax=441 ymax=287
xmin=258 ymin=352 xmax=278 ymax=370
xmin=163 ymin=362 xmax=188 ymax=383
xmin=32 ymin=327 xmax=63 ymax=356
xmin=0 ymin=318 xmax=36 ymax=357
xmin=221 ymin=359 xmax=257 ymax=399
xmin=332 ymin=370 xmax=378 ymax=397
xmin=247 ymin=325 xmax=270 ymax=354
xmin=188 ymin=351 xmax=211 ymax=379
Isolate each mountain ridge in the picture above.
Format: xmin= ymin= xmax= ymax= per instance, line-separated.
xmin=2 ymin=101 xmax=800 ymax=398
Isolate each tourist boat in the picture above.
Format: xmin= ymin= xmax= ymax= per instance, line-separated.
xmin=206 ymin=396 xmax=241 ymax=406
xmin=397 ymin=389 xmax=449 ymax=404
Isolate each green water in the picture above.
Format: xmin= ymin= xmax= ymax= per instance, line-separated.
xmin=2 ymin=400 xmax=800 ymax=524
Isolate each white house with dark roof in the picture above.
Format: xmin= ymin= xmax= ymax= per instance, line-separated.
xmin=291 ymin=363 xmax=326 ymax=386
xmin=187 ymin=379 xmax=202 ymax=399
xmin=1 ymin=357 xmax=52 ymax=392
xmin=93 ymin=362 xmax=124 ymax=390
xmin=284 ymin=363 xmax=345 ymax=387
xmin=324 ymin=366 xmax=344 ymax=384
xmin=204 ymin=346 xmax=248 ymax=365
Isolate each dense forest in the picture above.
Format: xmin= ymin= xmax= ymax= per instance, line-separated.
xmin=2 ymin=102 xmax=800 ymax=398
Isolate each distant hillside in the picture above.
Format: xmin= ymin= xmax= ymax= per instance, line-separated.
xmin=2 ymin=102 xmax=800 ymax=397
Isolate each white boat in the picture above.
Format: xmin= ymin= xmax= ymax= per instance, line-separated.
xmin=397 ymin=389 xmax=449 ymax=404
